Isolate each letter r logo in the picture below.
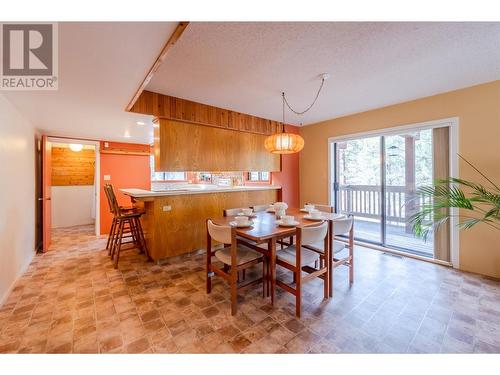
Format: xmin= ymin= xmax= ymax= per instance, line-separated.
xmin=2 ymin=24 xmax=53 ymax=76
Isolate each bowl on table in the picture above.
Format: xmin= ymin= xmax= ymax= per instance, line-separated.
xmin=241 ymin=208 xmax=253 ymax=216
xmin=231 ymin=215 xmax=253 ymax=228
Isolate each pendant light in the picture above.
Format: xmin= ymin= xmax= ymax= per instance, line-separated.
xmin=264 ymin=93 xmax=305 ymax=154
xmin=265 ymin=74 xmax=328 ymax=154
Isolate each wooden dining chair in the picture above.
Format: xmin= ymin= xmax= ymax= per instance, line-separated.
xmin=206 ymin=219 xmax=266 ymax=315
xmin=304 ymin=215 xmax=354 ymax=297
xmin=275 ymin=222 xmax=330 ymax=317
xmin=305 ymin=203 xmax=334 ymax=213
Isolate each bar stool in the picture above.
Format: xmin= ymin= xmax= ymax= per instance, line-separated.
xmin=104 ymin=185 xmax=139 ymax=253
xmin=104 ymin=184 xmax=149 ymax=268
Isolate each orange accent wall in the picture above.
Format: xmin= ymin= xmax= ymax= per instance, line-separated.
xmin=100 ymin=141 xmax=151 ymax=234
xmin=271 ymin=125 xmax=300 ymax=207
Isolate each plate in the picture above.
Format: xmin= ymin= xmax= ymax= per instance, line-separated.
xmin=236 ymin=213 xmax=257 ymax=218
xmin=276 ymin=220 xmax=300 ymax=227
xmin=300 ymin=208 xmax=311 ymax=213
xmin=303 ymin=215 xmax=324 ymax=221
xmin=229 ymin=220 xmax=254 ymax=228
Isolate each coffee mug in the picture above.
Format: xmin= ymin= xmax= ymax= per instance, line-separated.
xmin=241 ymin=208 xmax=253 ymax=216
xmin=304 ymin=204 xmax=315 ymax=212
xmin=282 ymin=215 xmax=294 ymax=224
xmin=235 ymin=216 xmax=249 ymax=226
xmin=310 ymin=210 xmax=322 ymax=219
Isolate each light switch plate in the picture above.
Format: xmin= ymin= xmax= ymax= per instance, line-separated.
xmin=103 ymin=175 xmax=111 ymax=181
xmin=162 ymin=205 xmax=171 ymax=212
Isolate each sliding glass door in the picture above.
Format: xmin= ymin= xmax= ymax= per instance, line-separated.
xmin=383 ymin=129 xmax=433 ymax=256
xmin=332 ymin=127 xmax=440 ymax=257
xmin=335 ymin=136 xmax=382 ymax=244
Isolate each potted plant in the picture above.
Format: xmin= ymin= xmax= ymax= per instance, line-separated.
xmin=410 ymin=155 xmax=500 ymax=239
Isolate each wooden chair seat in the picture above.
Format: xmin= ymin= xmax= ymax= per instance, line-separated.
xmin=215 ymin=247 xmax=263 ymax=266
xmin=277 ymin=246 xmax=319 ymax=267
xmin=306 ymin=240 xmax=346 ymax=254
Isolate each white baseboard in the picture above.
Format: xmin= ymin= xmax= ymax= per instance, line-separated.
xmin=0 ymin=250 xmax=36 ymax=308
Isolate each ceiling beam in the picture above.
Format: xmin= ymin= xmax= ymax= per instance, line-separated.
xmin=125 ymin=21 xmax=189 ymax=112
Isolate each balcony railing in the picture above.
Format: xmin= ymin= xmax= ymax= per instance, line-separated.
xmin=338 ymin=184 xmax=431 ymax=225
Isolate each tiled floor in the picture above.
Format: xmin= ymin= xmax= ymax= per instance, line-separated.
xmin=1 ymin=225 xmax=499 ymax=354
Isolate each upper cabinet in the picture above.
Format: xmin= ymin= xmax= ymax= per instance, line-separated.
xmin=132 ymin=90 xmax=282 ymax=172
xmin=130 ymin=91 xmax=282 ymax=135
xmin=154 ymin=119 xmax=281 ymax=172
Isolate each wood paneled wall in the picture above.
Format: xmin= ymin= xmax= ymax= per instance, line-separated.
xmin=155 ymin=119 xmax=280 ymax=172
xmin=51 ymin=147 xmax=95 ymax=186
xmin=140 ymin=189 xmax=280 ymax=260
xmin=131 ymin=90 xmax=282 ymax=136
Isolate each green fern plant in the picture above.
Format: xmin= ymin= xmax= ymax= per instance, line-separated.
xmin=410 ymin=155 xmax=500 ymax=240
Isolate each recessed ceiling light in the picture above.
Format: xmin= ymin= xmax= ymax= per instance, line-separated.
xmin=136 ymin=121 xmax=145 ymax=126
xmin=69 ymin=144 xmax=83 ymax=152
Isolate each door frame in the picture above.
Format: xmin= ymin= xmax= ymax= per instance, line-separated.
xmin=47 ymin=137 xmax=101 ymax=237
xmin=327 ymin=117 xmax=460 ymax=268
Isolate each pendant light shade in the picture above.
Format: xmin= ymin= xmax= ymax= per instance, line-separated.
xmin=264 ymin=132 xmax=304 ymax=154
xmin=265 ymin=76 xmax=327 ymax=155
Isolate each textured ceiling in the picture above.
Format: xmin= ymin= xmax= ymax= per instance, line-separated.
xmin=4 ymin=22 xmax=178 ymax=144
xmin=147 ymin=22 xmax=500 ymax=126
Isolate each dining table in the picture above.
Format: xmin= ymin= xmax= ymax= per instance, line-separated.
xmin=212 ymin=207 xmax=348 ymax=304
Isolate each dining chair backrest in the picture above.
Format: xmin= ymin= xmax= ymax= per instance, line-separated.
xmin=103 ymin=184 xmax=114 ymax=213
xmin=223 ymin=208 xmax=247 ymax=217
xmin=306 ymin=203 xmax=334 ymax=213
xmin=105 ymin=184 xmax=122 ymax=216
xmin=299 ymin=222 xmax=328 ymax=246
xmin=252 ymin=204 xmax=271 ymax=212
xmin=332 ymin=216 xmax=354 ymax=236
xmin=207 ymin=219 xmax=233 ymax=244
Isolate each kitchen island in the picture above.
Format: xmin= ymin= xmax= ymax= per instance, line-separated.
xmin=121 ymin=185 xmax=281 ymax=261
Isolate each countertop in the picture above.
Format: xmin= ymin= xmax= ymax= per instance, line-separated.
xmin=121 ymin=185 xmax=281 ymax=198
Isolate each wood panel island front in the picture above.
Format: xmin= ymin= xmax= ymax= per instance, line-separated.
xmin=121 ymin=186 xmax=281 ymax=261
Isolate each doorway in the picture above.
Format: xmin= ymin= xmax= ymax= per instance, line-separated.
xmin=39 ymin=137 xmax=100 ymax=251
xmin=329 ymin=118 xmax=459 ymax=264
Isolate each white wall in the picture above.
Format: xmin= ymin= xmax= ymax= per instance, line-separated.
xmin=0 ymin=94 xmax=36 ymax=305
xmin=52 ymin=185 xmax=95 ymax=228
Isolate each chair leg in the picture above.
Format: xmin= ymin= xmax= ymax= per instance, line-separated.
xmin=329 ymin=258 xmax=334 ymax=298
xmin=206 ymin=260 xmax=212 ymax=294
xmin=107 ymin=218 xmax=116 ymax=254
xmin=262 ymin=257 xmax=267 ymax=298
xmin=266 ymin=257 xmax=270 ymax=297
xmin=128 ymin=218 xmax=139 ymax=249
xmin=136 ymin=217 xmax=150 ymax=259
xmin=349 ymin=256 xmax=354 ymax=284
xmin=110 ymin=219 xmax=121 ymax=260
xmin=230 ymin=270 xmax=238 ymax=316
xmin=295 ymin=269 xmax=301 ymax=318
xmin=114 ymin=220 xmax=124 ymax=269
xmin=324 ymin=266 xmax=329 ymax=300
xmin=108 ymin=218 xmax=117 ymax=257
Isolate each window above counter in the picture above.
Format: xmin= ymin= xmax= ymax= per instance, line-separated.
xmin=150 ymin=156 xmax=272 ymax=185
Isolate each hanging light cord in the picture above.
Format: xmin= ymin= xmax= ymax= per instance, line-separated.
xmin=282 ymin=76 xmax=326 ymax=116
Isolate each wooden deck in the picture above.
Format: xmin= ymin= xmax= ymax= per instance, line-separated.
xmin=351 ymin=217 xmax=434 ymax=256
